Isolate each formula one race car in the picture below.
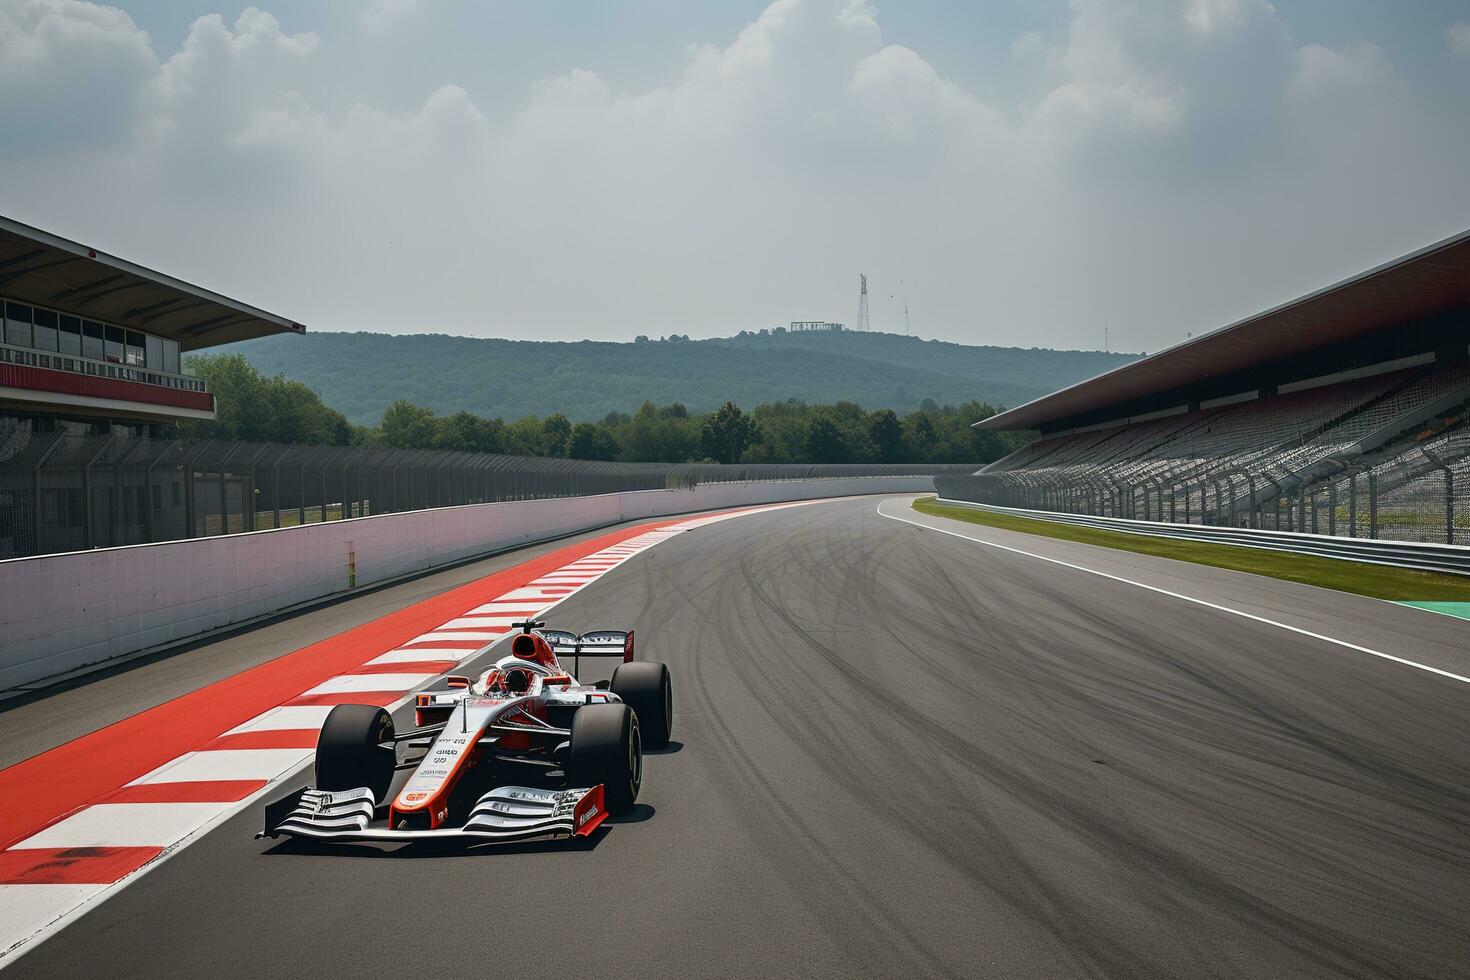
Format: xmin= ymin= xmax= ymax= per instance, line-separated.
xmin=260 ymin=621 xmax=672 ymax=847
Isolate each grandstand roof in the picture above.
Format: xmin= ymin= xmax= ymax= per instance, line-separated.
xmin=0 ymin=214 xmax=304 ymax=350
xmin=977 ymin=228 xmax=1470 ymax=431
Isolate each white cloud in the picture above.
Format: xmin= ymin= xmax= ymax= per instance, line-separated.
xmin=1287 ymin=41 xmax=1393 ymax=101
xmin=1449 ymin=22 xmax=1470 ymax=56
xmin=0 ymin=0 xmax=1465 ymax=359
xmin=134 ymin=8 xmax=321 ymax=190
xmin=1183 ymin=0 xmax=1252 ymax=37
xmin=836 ymin=0 xmax=878 ymax=32
xmin=362 ymin=0 xmax=420 ymax=33
xmin=1022 ymin=0 xmax=1301 ymax=159
xmin=0 ymin=0 xmax=157 ymax=152
xmin=1010 ymin=31 xmax=1045 ymax=60
xmin=850 ymin=45 xmax=1005 ymax=148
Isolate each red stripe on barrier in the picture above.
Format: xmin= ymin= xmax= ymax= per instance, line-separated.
xmin=0 ymin=517 xmax=686 ymax=850
xmin=100 ymin=781 xmax=268 ymax=804
xmin=0 ymin=847 xmax=164 ymax=885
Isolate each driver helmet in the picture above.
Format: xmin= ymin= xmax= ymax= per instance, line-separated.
xmin=501 ymin=666 xmax=533 ymax=694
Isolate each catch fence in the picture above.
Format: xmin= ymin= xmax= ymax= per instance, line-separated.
xmin=936 ymin=426 xmax=1470 ymax=546
xmin=0 ymin=427 xmax=972 ymax=559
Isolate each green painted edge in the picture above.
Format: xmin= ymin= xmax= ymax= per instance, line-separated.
xmin=1397 ymin=601 xmax=1470 ymax=622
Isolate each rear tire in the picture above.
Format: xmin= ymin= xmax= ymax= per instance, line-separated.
xmin=315 ymin=704 xmax=396 ymax=803
xmin=611 ymin=661 xmax=672 ymax=750
xmin=566 ymin=703 xmax=641 ymax=815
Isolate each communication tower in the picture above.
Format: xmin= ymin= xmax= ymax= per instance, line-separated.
xmin=857 ymin=274 xmax=871 ymax=333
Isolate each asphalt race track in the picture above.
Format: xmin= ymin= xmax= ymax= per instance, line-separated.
xmin=6 ymin=495 xmax=1469 ymax=979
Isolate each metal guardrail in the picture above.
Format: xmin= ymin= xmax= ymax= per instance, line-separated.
xmin=933 ymin=497 xmax=1470 ymax=577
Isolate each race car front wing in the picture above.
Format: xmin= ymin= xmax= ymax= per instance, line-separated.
xmin=259 ymin=784 xmax=607 ymax=845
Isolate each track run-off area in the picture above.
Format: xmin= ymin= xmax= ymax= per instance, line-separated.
xmin=4 ymin=494 xmax=1468 ymax=978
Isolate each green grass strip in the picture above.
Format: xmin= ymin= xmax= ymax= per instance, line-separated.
xmin=912 ymin=496 xmax=1470 ymax=602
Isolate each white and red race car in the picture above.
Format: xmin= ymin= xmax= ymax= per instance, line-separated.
xmin=260 ymin=621 xmax=672 ymax=846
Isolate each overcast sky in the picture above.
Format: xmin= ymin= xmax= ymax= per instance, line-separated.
xmin=3 ymin=1 xmax=1468 ymax=352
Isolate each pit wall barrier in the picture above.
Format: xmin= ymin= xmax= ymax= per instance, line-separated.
xmin=0 ymin=477 xmax=933 ymax=691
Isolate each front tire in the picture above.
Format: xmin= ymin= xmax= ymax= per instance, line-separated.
xmin=566 ymin=703 xmax=641 ymax=815
xmin=611 ymin=661 xmax=672 ymax=750
xmin=315 ymin=704 xmax=396 ymax=803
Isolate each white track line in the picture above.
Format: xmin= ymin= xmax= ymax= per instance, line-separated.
xmin=128 ymin=749 xmax=313 ymax=784
xmin=363 ymin=650 xmax=469 ymax=666
xmin=879 ymin=501 xmax=1470 ymax=686
xmin=10 ymin=804 xmax=238 ymax=850
xmin=439 ymin=616 xmax=532 ymax=630
xmin=301 ymin=673 xmax=435 ymax=696
xmin=0 ymin=888 xmax=103 ymax=952
xmin=404 ymin=630 xmax=505 ymax=644
xmin=224 ymin=706 xmax=336 ymax=735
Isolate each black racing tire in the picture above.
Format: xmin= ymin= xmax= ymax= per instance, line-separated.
xmin=315 ymin=704 xmax=396 ymax=803
xmin=566 ymin=703 xmax=641 ymax=816
xmin=611 ymin=661 xmax=672 ymax=750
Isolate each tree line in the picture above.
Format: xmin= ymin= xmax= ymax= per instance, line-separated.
xmin=181 ymin=354 xmax=1028 ymax=464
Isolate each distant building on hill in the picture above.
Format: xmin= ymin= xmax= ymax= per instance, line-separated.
xmin=789 ymin=320 xmax=845 ymax=332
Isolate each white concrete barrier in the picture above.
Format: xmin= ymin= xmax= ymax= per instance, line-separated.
xmin=0 ymin=477 xmax=930 ymax=691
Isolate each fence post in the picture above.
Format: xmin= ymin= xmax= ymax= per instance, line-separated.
xmin=245 ymin=457 xmax=255 ymax=532
xmin=320 ymin=450 xmax=330 ymax=521
xmin=30 ymin=432 xmax=66 ymax=557
xmin=82 ymin=435 xmax=115 ymax=549
xmin=246 ymin=443 xmax=270 ymax=531
xmin=1348 ymin=474 xmax=1357 ymax=538
xmin=1369 ymin=472 xmax=1378 ymax=539
xmin=272 ymin=453 xmax=283 ymax=529
xmin=1328 ymin=482 xmax=1337 ymax=536
xmin=143 ymin=448 xmax=157 ymax=542
xmin=218 ymin=443 xmax=241 ymax=536
xmin=346 ymin=449 xmax=361 ymax=517
xmin=1448 ymin=468 xmax=1455 ymax=546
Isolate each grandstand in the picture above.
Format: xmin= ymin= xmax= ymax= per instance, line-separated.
xmin=940 ymin=229 xmax=1470 ymax=544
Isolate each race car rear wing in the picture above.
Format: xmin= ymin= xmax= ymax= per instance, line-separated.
xmin=517 ymin=622 xmax=634 ymax=674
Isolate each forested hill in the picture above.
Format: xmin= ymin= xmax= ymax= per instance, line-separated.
xmin=230 ymin=329 xmax=1136 ymax=425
